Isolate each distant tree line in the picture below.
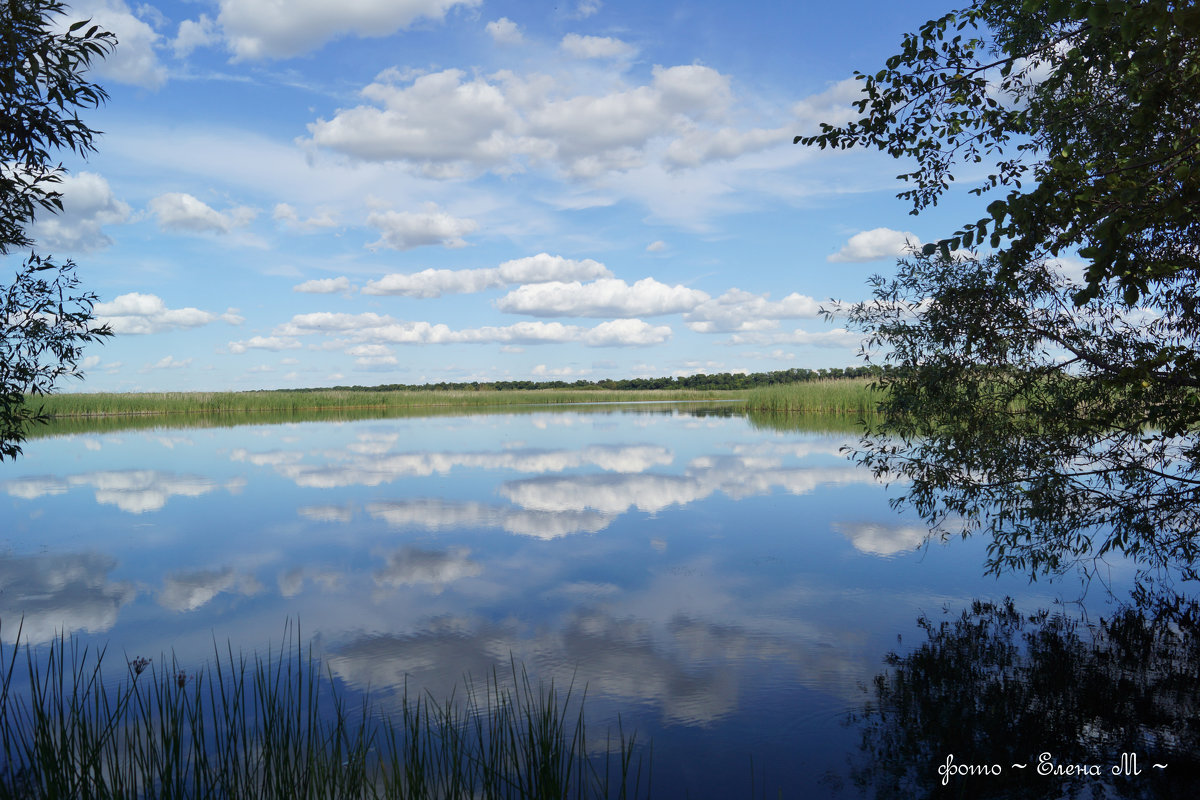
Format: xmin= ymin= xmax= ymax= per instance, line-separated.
xmin=278 ymin=366 xmax=887 ymax=394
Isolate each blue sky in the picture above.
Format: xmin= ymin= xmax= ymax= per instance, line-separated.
xmin=32 ymin=0 xmax=970 ymax=392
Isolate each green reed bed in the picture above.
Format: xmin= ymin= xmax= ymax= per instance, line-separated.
xmin=0 ymin=623 xmax=649 ymax=800
xmin=744 ymin=409 xmax=873 ymax=435
xmin=30 ymin=388 xmax=735 ymax=419
xmin=24 ymin=402 xmax=743 ymax=441
xmin=742 ymin=379 xmax=881 ymax=414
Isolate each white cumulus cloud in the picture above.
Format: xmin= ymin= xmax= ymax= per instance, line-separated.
xmin=305 ymin=62 xmax=756 ymax=179
xmin=347 ymin=343 xmax=398 ymax=366
xmin=828 ymin=228 xmax=920 ymax=263
xmin=582 ymin=319 xmax=671 ymax=347
xmin=497 ymin=277 xmax=708 ymax=318
xmin=574 ymin=0 xmax=603 ymax=18
xmin=94 ymin=293 xmax=232 ymax=334
xmin=214 ymin=0 xmax=483 ymax=61
xmin=144 ymin=355 xmax=193 ymax=371
xmin=791 ymin=77 xmax=866 ymax=130
xmin=664 ymin=126 xmax=786 ymax=169
xmin=727 ymin=328 xmax=864 ymax=349
xmin=486 ymin=17 xmax=523 ymax=44
xmin=31 ymin=172 xmax=130 ymax=252
xmin=362 ymin=253 xmax=611 ymax=297
xmin=294 ymin=276 xmax=353 ymax=294
xmin=363 ymin=268 xmax=504 ymax=298
xmin=497 ymin=253 xmax=612 ymax=283
xmin=685 ymin=289 xmax=823 ymax=333
xmin=274 ymin=203 xmax=339 ymax=231
xmin=366 ymin=204 xmax=478 ymax=250
xmin=68 ymin=0 xmax=167 ymax=88
xmin=228 ymin=336 xmax=302 ymax=354
xmin=173 ymin=13 xmax=217 ymax=57
xmin=148 ymin=193 xmax=257 ymax=235
xmin=274 ymin=311 xmax=672 ymax=349
xmin=560 ymin=33 xmax=636 ymax=59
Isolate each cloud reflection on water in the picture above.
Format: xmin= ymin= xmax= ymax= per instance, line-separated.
xmin=237 ymin=442 xmax=675 ymax=490
xmin=0 ymin=553 xmax=136 ymax=644
xmin=831 ymin=521 xmax=931 ymax=556
xmin=322 ymin=598 xmax=873 ymax=727
xmin=157 ymin=567 xmax=263 ymax=612
xmin=0 ymin=411 xmax=963 ymax=758
xmin=372 ymin=546 xmax=483 ymax=594
xmin=2 ymin=470 xmax=243 ymax=513
xmin=500 ymin=460 xmax=876 ymax=514
xmin=366 ymin=499 xmax=613 ymax=538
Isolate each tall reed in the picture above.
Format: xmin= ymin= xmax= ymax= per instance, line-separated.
xmin=743 ymin=379 xmax=881 ymax=414
xmin=0 ymin=622 xmax=649 ymax=800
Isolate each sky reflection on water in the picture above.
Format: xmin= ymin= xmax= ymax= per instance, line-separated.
xmin=0 ymin=407 xmax=1112 ymax=797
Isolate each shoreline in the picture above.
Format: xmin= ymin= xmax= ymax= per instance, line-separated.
xmin=26 ymin=378 xmax=881 ymax=420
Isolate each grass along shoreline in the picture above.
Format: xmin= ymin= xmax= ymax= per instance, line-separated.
xmin=27 ymin=379 xmax=881 ymax=421
xmin=29 ymin=388 xmax=737 ymax=419
xmin=744 ymin=378 xmax=879 ymax=414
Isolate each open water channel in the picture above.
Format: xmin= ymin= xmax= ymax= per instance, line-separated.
xmin=1 ymin=404 xmax=1188 ymax=798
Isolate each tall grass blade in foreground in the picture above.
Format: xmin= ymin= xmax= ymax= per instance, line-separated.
xmin=0 ymin=621 xmax=649 ymax=799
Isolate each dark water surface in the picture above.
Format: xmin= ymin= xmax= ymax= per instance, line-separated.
xmin=0 ymin=406 xmax=1161 ymax=797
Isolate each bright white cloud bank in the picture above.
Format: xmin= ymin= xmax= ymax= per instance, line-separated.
xmin=95 ymin=294 xmax=239 ymax=335
xmin=305 ymin=63 xmax=784 ymax=179
xmin=486 ymin=18 xmax=523 ymax=45
xmin=148 ymin=193 xmax=257 ymax=235
xmin=272 ymin=311 xmax=670 ymax=348
xmin=366 ymin=204 xmax=478 ymax=250
xmin=497 ymin=278 xmax=708 ymax=318
xmin=215 ymin=0 xmax=483 ymax=60
xmin=828 ymin=228 xmax=919 ymax=263
xmin=685 ymin=290 xmax=823 ymax=333
xmin=362 ymin=254 xmax=612 ymax=297
xmin=69 ymin=0 xmax=168 ymax=88
xmin=294 ymin=277 xmax=354 ymax=294
xmin=560 ymin=33 xmax=636 ymax=60
xmin=32 ymin=172 xmax=130 ymax=252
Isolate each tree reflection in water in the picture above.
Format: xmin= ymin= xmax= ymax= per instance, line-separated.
xmin=848 ymin=595 xmax=1200 ymax=798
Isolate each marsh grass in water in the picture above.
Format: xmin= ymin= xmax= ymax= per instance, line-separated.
xmin=28 ymin=388 xmax=734 ymax=419
xmin=23 ymin=401 xmax=743 ymax=442
xmin=27 ymin=379 xmax=882 ymax=425
xmin=743 ymin=379 xmax=881 ymax=414
xmin=0 ymin=622 xmax=649 ymax=799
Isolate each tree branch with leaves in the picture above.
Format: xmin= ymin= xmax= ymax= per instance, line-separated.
xmin=802 ymin=0 xmax=1200 ymax=584
xmin=1 ymin=0 xmax=115 ymax=459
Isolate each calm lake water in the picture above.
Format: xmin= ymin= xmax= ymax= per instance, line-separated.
xmin=0 ymin=405 xmax=1161 ymax=797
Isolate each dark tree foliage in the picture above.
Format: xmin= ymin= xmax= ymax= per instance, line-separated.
xmin=1 ymin=0 xmax=115 ymax=459
xmin=850 ymin=597 xmax=1200 ymax=799
xmin=800 ymin=0 xmax=1200 ymax=581
xmin=800 ymin=0 xmax=1200 ymax=305
xmin=841 ymin=251 xmax=1200 ymax=580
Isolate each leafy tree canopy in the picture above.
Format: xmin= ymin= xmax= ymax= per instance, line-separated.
xmin=1 ymin=0 xmax=115 ymax=459
xmin=800 ymin=0 xmax=1200 ymax=306
xmin=799 ymin=1 xmax=1200 ymax=583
